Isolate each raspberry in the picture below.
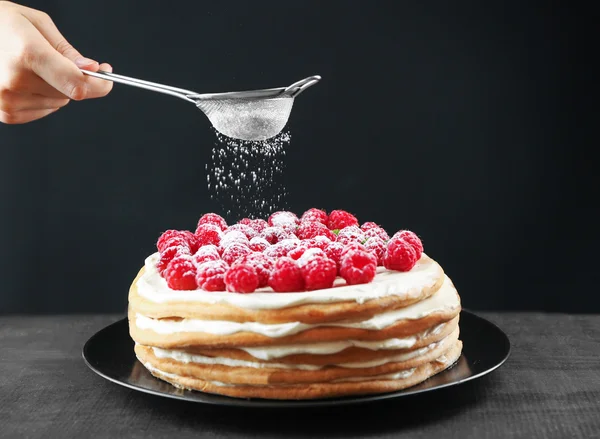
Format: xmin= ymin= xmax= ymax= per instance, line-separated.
xmin=287 ymin=242 xmax=310 ymax=260
xmin=327 ymin=210 xmax=359 ymax=230
xmin=157 ymin=245 xmax=191 ymax=275
xmin=392 ymin=230 xmax=423 ymax=259
xmin=221 ymin=243 xmax=252 ymax=266
xmin=224 ymin=264 xmax=259 ymax=293
xmin=364 ymin=237 xmax=387 ymax=265
xmin=249 ymin=236 xmax=270 ymax=252
xmin=238 ymin=218 xmax=253 ymax=227
xmin=339 ymin=247 xmax=377 ymax=285
xmin=260 ymin=226 xmax=295 ymax=245
xmin=268 ymin=257 xmax=305 ymax=292
xmin=226 ymin=224 xmax=257 ymax=240
xmin=300 ymin=208 xmax=328 ymax=225
xmin=268 ymin=211 xmax=300 ymax=231
xmin=194 ymin=223 xmax=223 ymax=247
xmin=248 ymin=219 xmax=268 ymax=234
xmin=363 ymin=226 xmax=390 ymax=242
xmin=296 ymin=221 xmax=336 ymax=240
xmin=304 ymin=236 xmax=332 ymax=251
xmin=157 ymin=230 xmax=196 ymax=253
xmin=299 ymin=252 xmax=337 ymax=290
xmin=164 ymin=255 xmax=198 ymax=290
xmin=197 ymin=213 xmax=227 ymax=231
xmin=192 ymin=245 xmax=221 ymax=266
xmin=336 ymin=226 xmax=366 ymax=246
xmin=324 ymin=241 xmax=345 ymax=268
xmin=220 ymin=230 xmax=250 ymax=249
xmin=234 ymin=252 xmax=274 ymax=288
xmin=360 ymin=222 xmax=380 ymax=231
xmin=264 ymin=239 xmax=300 ymax=259
xmin=341 ymin=242 xmax=368 ymax=257
xmin=196 ymin=260 xmax=228 ymax=291
xmin=383 ymin=238 xmax=418 ymax=271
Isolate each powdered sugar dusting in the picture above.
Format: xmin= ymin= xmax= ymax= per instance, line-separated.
xmin=206 ymin=130 xmax=291 ymax=221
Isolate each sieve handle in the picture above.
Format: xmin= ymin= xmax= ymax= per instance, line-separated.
xmin=283 ymin=75 xmax=321 ymax=97
xmin=80 ymin=69 xmax=198 ymax=103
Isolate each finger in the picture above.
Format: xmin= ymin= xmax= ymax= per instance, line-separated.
xmin=0 ymin=107 xmax=59 ymax=125
xmin=18 ymin=6 xmax=100 ymax=71
xmin=0 ymin=89 xmax=69 ymax=112
xmin=84 ymin=63 xmax=113 ymax=99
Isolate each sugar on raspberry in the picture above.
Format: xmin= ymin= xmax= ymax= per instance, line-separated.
xmin=197 ymin=213 xmax=227 ymax=231
xmin=383 ymin=238 xmax=418 ymax=271
xmin=364 ymin=237 xmax=387 ymax=265
xmin=221 ymin=243 xmax=252 ymax=266
xmin=192 ymin=245 xmax=221 ymax=266
xmin=324 ymin=241 xmax=345 ymax=271
xmin=264 ymin=239 xmax=300 ymax=259
xmin=392 ymin=230 xmax=423 ymax=259
xmin=327 ymin=209 xmax=359 ymax=231
xmin=164 ymin=255 xmax=198 ymax=290
xmin=296 ymin=221 xmax=335 ymax=240
xmin=363 ymin=225 xmax=390 ymax=242
xmin=260 ymin=226 xmax=295 ymax=245
xmin=339 ymin=246 xmax=377 ymax=285
xmin=196 ymin=260 xmax=229 ymax=291
xmin=224 ymin=263 xmax=259 ymax=293
xmin=249 ymin=236 xmax=270 ymax=252
xmin=220 ymin=230 xmax=250 ymax=249
xmin=300 ymin=208 xmax=328 ymax=225
xmin=233 ymin=252 xmax=274 ymax=288
xmin=157 ymin=245 xmax=191 ymax=275
xmin=298 ymin=250 xmax=337 ymax=290
xmin=336 ymin=225 xmax=366 ymax=245
xmin=157 ymin=230 xmax=197 ymax=253
xmin=226 ymin=223 xmax=257 ymax=240
xmin=194 ymin=223 xmax=223 ymax=247
xmin=268 ymin=257 xmax=305 ymax=292
xmin=304 ymin=236 xmax=332 ymax=251
xmin=268 ymin=211 xmax=300 ymax=231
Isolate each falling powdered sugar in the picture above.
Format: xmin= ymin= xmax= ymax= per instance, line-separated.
xmin=206 ymin=130 xmax=291 ymax=221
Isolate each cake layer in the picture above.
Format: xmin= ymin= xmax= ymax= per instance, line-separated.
xmin=137 ymin=340 xmax=463 ymax=400
xmin=129 ymin=253 xmax=445 ymax=324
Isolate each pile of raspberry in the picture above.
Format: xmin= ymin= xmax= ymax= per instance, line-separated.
xmin=155 ymin=209 xmax=424 ymax=293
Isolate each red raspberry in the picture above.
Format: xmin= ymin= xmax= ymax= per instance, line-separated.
xmin=327 ymin=210 xmax=358 ymax=231
xmin=248 ymin=219 xmax=268 ymax=234
xmin=196 ymin=260 xmax=228 ymax=291
xmin=363 ymin=226 xmax=390 ymax=242
xmin=220 ymin=230 xmax=250 ymax=249
xmin=268 ymin=211 xmax=300 ymax=231
xmin=300 ymin=208 xmax=328 ymax=225
xmin=268 ymin=257 xmax=305 ymax=292
xmin=341 ymin=242 xmax=368 ymax=257
xmin=234 ymin=252 xmax=274 ymax=288
xmin=360 ymin=222 xmax=379 ymax=231
xmin=324 ymin=241 xmax=345 ymax=271
xmin=260 ymin=226 xmax=295 ymax=245
xmin=226 ymin=224 xmax=258 ymax=240
xmin=157 ymin=230 xmax=196 ymax=253
xmin=383 ymin=238 xmax=418 ymax=271
xmin=304 ymin=236 xmax=332 ymax=251
xmin=194 ymin=223 xmax=223 ymax=247
xmin=221 ymin=243 xmax=252 ymax=266
xmin=296 ymin=221 xmax=336 ymax=240
xmin=238 ymin=218 xmax=253 ymax=227
xmin=197 ymin=213 xmax=227 ymax=231
xmin=164 ymin=255 xmax=198 ymax=290
xmin=224 ymin=264 xmax=259 ymax=293
xmin=339 ymin=247 xmax=377 ymax=285
xmin=249 ymin=237 xmax=270 ymax=252
xmin=392 ymin=230 xmax=423 ymax=259
xmin=192 ymin=245 xmax=220 ymax=266
xmin=299 ymin=252 xmax=337 ymax=290
xmin=264 ymin=239 xmax=300 ymax=259
xmin=336 ymin=226 xmax=366 ymax=245
xmin=287 ymin=242 xmax=310 ymax=260
xmin=364 ymin=237 xmax=387 ymax=265
xmin=157 ymin=245 xmax=191 ymax=275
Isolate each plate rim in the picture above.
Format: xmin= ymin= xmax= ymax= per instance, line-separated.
xmin=82 ymin=309 xmax=511 ymax=408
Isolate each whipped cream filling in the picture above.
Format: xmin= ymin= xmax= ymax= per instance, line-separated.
xmin=150 ymin=338 xmax=441 ymax=370
xmin=135 ymin=277 xmax=459 ymax=338
xmin=142 ymin=361 xmax=419 ymax=387
xmin=137 ymin=252 xmax=442 ymax=310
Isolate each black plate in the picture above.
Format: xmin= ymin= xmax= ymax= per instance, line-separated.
xmin=82 ymin=310 xmax=510 ymax=408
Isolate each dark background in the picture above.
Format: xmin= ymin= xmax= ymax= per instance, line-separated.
xmin=0 ymin=1 xmax=595 ymax=314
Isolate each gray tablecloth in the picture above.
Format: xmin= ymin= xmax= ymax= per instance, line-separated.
xmin=1 ymin=312 xmax=599 ymax=439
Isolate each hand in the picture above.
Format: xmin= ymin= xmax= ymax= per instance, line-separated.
xmin=0 ymin=1 xmax=113 ymax=124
